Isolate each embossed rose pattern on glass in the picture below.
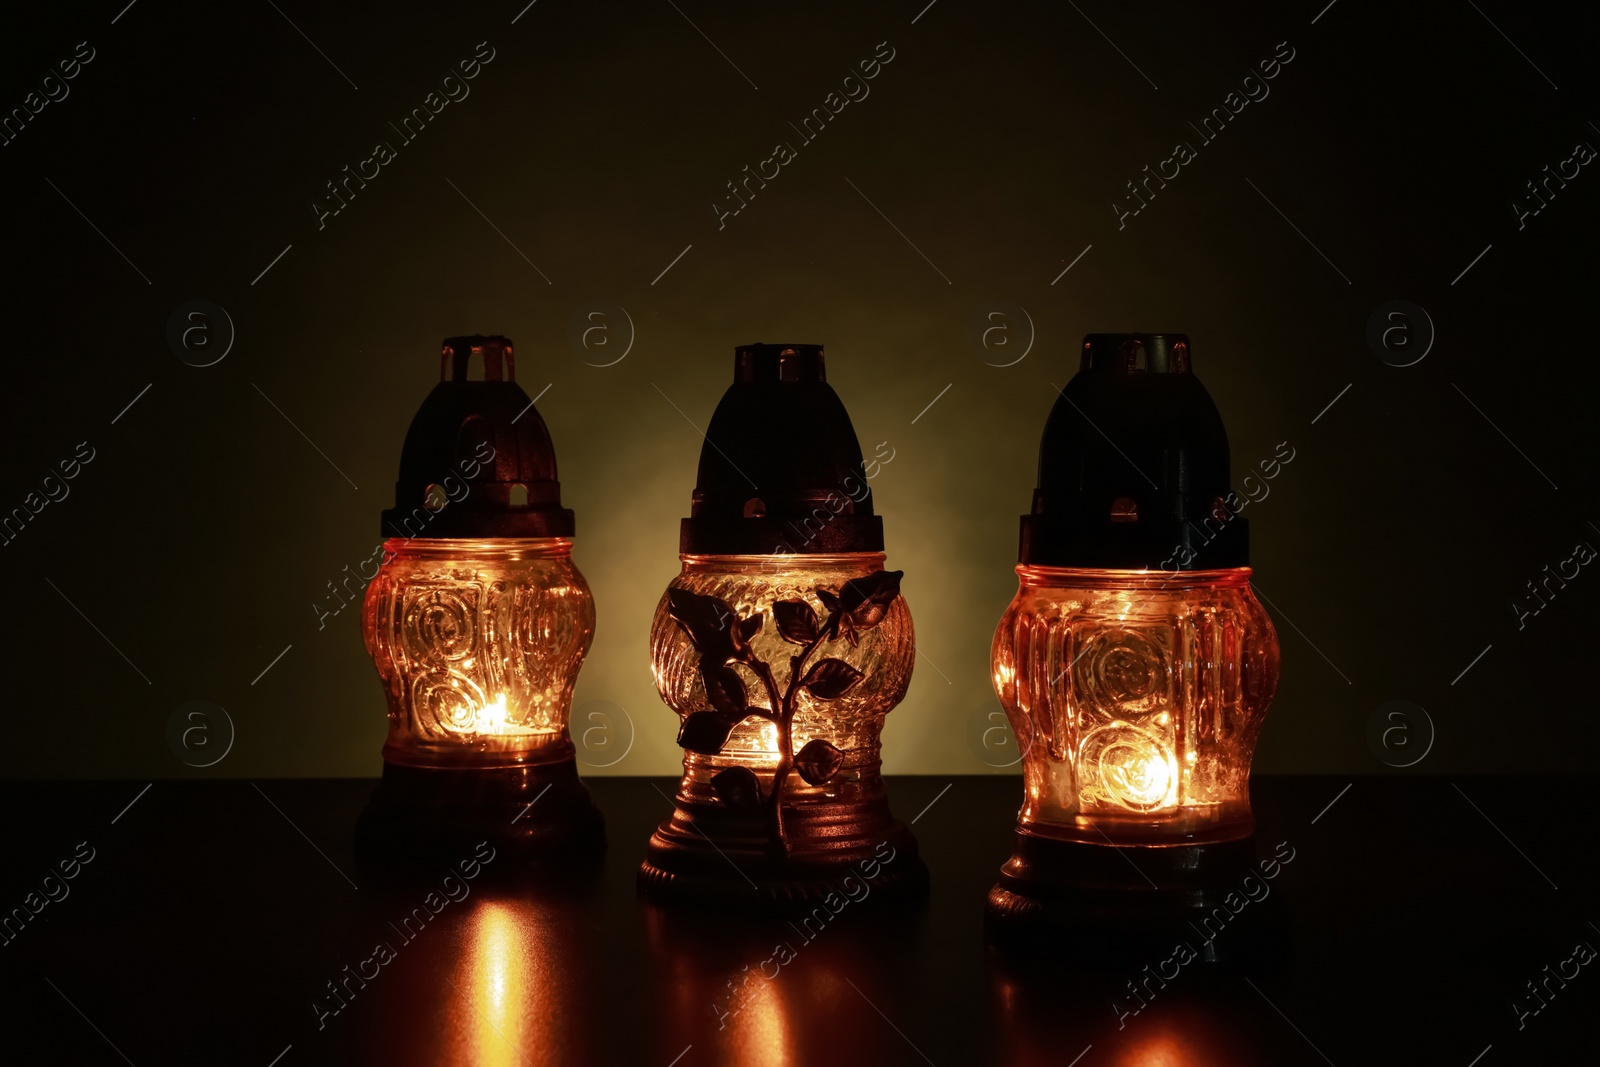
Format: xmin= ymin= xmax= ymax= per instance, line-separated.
xmin=650 ymin=554 xmax=913 ymax=845
xmin=992 ymin=566 xmax=1279 ymax=845
xmin=364 ymin=537 xmax=594 ymax=768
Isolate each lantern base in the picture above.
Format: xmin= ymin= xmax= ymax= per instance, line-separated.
xmin=356 ymin=757 xmax=604 ymax=867
xmin=985 ymin=829 xmax=1288 ymax=967
xmin=638 ymin=790 xmax=927 ymax=907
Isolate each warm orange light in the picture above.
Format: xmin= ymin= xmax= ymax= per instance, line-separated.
xmin=1115 ymin=1033 xmax=1194 ymax=1067
xmin=640 ymin=340 xmax=927 ymax=901
xmin=719 ymin=970 xmax=792 ymax=1067
xmin=649 ymin=555 xmax=913 ymax=847
xmin=363 ymin=537 xmax=594 ymax=768
xmin=447 ymin=901 xmax=572 ymax=1067
xmin=992 ymin=567 xmax=1279 ymax=845
xmin=1090 ymin=728 xmax=1177 ymax=811
xmin=468 ymin=904 xmax=526 ymax=1067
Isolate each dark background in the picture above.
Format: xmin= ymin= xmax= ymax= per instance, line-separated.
xmin=2 ymin=0 xmax=1598 ymax=780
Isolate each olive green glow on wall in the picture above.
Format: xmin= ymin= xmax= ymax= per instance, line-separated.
xmin=4 ymin=0 xmax=1597 ymax=779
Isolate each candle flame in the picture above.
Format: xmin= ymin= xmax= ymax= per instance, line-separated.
xmin=481 ymin=694 xmax=510 ymax=734
xmin=1104 ymin=744 xmax=1174 ymax=809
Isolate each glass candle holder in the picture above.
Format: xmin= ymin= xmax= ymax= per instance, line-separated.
xmin=985 ymin=333 xmax=1282 ymax=959
xmin=993 ymin=567 xmax=1278 ymax=848
xmin=639 ymin=343 xmax=927 ymax=905
xmin=652 ymin=555 xmax=911 ymax=844
xmin=365 ymin=537 xmax=594 ymax=770
xmin=357 ymin=335 xmax=603 ymax=864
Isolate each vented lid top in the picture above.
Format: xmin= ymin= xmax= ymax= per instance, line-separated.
xmin=380 ymin=335 xmax=575 ymax=540
xmin=1019 ymin=333 xmax=1248 ymax=569
xmin=680 ymin=343 xmax=884 ymax=555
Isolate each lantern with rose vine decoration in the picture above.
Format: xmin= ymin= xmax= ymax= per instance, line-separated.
xmin=639 ymin=343 xmax=927 ymax=904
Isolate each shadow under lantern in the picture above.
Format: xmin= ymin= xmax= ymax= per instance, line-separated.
xmin=986 ymin=333 xmax=1281 ymax=959
xmin=639 ymin=343 xmax=928 ymax=905
xmin=357 ymin=335 xmax=603 ymax=864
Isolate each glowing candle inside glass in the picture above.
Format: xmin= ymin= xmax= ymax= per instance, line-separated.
xmin=357 ymin=334 xmax=604 ymax=861
xmin=649 ymin=553 xmax=913 ymax=838
xmin=364 ymin=538 xmax=592 ymax=768
xmin=638 ymin=342 xmax=927 ymax=902
xmin=986 ymin=333 xmax=1282 ymax=954
xmin=993 ymin=566 xmax=1277 ymax=845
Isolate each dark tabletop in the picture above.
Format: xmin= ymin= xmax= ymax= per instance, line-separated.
xmin=0 ymin=775 xmax=1593 ymax=1066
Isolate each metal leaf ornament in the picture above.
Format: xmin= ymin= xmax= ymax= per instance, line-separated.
xmin=800 ymin=658 xmax=864 ymax=700
xmin=773 ymin=600 xmax=821 ymax=644
xmin=678 ymin=710 xmax=747 ymax=755
xmin=667 ymin=588 xmax=746 ymax=664
xmin=711 ymin=766 xmax=762 ymax=806
xmin=666 ymin=570 xmax=902 ymax=854
xmin=794 ymin=739 xmax=845 ymax=785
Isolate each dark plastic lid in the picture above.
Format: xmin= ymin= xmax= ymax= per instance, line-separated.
xmin=679 ymin=343 xmax=884 ymax=555
xmin=380 ymin=335 xmax=575 ymax=540
xmin=1018 ymin=333 xmax=1248 ymax=569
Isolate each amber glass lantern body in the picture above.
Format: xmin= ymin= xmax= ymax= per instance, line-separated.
xmin=993 ymin=567 xmax=1278 ymax=847
xmin=641 ymin=554 xmax=923 ymax=903
xmin=638 ymin=342 xmax=927 ymax=905
xmin=985 ymin=333 xmax=1283 ymax=959
xmin=653 ymin=553 xmax=910 ymax=821
xmin=357 ymin=335 xmax=603 ymax=865
xmin=364 ymin=538 xmax=594 ymax=770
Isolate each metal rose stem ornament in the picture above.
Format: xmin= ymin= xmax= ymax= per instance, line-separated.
xmin=640 ymin=343 xmax=927 ymax=904
xmin=986 ymin=334 xmax=1282 ymax=960
xmin=666 ymin=568 xmax=903 ymax=854
xmin=357 ymin=335 xmax=603 ymax=865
